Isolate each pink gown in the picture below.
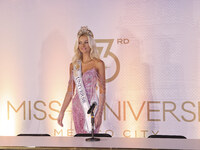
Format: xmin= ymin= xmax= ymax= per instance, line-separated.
xmin=68 ymin=67 xmax=105 ymax=134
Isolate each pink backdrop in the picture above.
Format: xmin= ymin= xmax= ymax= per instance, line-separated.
xmin=0 ymin=0 xmax=200 ymax=138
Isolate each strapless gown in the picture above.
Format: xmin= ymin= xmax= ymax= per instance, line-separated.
xmin=72 ymin=68 xmax=100 ymax=133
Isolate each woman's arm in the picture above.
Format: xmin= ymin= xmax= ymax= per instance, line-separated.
xmin=95 ymin=60 xmax=106 ymax=128
xmin=57 ymin=63 xmax=75 ymax=127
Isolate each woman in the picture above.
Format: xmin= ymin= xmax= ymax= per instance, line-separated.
xmin=57 ymin=26 xmax=106 ymax=134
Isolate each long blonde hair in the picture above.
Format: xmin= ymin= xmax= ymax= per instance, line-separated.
xmin=72 ymin=27 xmax=99 ymax=66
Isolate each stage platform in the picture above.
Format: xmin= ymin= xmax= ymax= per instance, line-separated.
xmin=0 ymin=136 xmax=199 ymax=150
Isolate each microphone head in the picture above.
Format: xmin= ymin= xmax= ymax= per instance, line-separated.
xmin=87 ymin=102 xmax=97 ymax=114
xmin=92 ymin=102 xmax=97 ymax=106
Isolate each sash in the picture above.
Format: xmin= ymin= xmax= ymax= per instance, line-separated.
xmin=73 ymin=60 xmax=96 ymax=132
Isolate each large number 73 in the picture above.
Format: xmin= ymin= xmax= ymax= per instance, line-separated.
xmin=95 ymin=39 xmax=120 ymax=83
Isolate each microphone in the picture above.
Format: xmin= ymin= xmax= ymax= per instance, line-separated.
xmin=87 ymin=102 xmax=97 ymax=114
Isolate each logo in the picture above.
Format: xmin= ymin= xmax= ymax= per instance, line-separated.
xmin=95 ymin=39 xmax=120 ymax=83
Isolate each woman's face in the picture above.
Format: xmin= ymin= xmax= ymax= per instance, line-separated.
xmin=78 ymin=35 xmax=91 ymax=54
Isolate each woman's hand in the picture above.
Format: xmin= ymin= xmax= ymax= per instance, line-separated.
xmin=94 ymin=112 xmax=102 ymax=129
xmin=57 ymin=112 xmax=64 ymax=127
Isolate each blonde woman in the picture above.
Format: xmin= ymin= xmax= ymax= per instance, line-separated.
xmin=57 ymin=26 xmax=106 ymax=134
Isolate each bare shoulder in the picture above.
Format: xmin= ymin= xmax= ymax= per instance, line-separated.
xmin=69 ymin=62 xmax=73 ymax=71
xmin=93 ymin=58 xmax=105 ymax=69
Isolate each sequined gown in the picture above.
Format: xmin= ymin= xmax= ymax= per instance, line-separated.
xmin=67 ymin=67 xmax=105 ymax=134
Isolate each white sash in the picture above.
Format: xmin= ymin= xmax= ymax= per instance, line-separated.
xmin=73 ymin=60 xmax=97 ymax=132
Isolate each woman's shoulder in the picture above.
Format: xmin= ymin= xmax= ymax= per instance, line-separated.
xmin=70 ymin=62 xmax=73 ymax=67
xmin=93 ymin=58 xmax=105 ymax=69
xmin=70 ymin=60 xmax=81 ymax=71
xmin=93 ymin=58 xmax=104 ymax=64
xmin=69 ymin=62 xmax=74 ymax=71
xmin=70 ymin=60 xmax=80 ymax=67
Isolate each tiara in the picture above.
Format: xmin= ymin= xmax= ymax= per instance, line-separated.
xmin=77 ymin=26 xmax=94 ymax=38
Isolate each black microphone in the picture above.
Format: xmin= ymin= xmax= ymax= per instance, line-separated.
xmin=87 ymin=102 xmax=97 ymax=114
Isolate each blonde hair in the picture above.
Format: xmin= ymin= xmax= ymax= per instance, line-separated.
xmin=72 ymin=27 xmax=99 ymax=66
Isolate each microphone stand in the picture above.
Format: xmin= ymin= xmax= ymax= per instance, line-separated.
xmin=86 ymin=111 xmax=100 ymax=141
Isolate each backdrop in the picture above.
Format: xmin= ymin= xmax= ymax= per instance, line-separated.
xmin=0 ymin=0 xmax=200 ymax=138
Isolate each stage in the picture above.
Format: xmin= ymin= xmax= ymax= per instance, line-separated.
xmin=0 ymin=136 xmax=199 ymax=150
